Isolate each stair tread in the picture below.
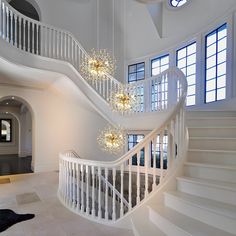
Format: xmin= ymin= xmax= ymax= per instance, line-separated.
xmin=165 ymin=191 xmax=236 ymax=220
xmin=185 ymin=161 xmax=236 ymax=170
xmin=188 ymin=149 xmax=236 ymax=154
xmin=177 ymin=176 xmax=236 ymax=191
xmin=131 ymin=208 xmax=166 ymax=236
xmin=149 ymin=205 xmax=235 ymax=236
xmin=190 ymin=137 xmax=236 ymax=140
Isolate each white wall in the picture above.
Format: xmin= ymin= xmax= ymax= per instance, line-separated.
xmin=0 ymin=80 xmax=116 ymax=172
xmin=0 ymin=113 xmax=19 ymax=155
xmin=125 ymin=0 xmax=236 ymax=60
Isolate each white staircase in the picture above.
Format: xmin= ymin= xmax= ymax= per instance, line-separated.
xmin=132 ymin=112 xmax=236 ymax=236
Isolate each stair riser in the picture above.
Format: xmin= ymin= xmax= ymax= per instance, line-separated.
xmin=189 ymin=139 xmax=236 ymax=151
xmin=177 ymin=179 xmax=236 ymax=206
xmin=184 ymin=165 xmax=236 ymax=184
xmin=187 ymin=119 xmax=236 ymax=127
xmin=164 ymin=193 xmax=236 ymax=235
xmin=188 ymin=151 xmax=236 ymax=165
xmin=189 ymin=128 xmax=236 ymax=138
xmin=149 ymin=208 xmax=191 ymax=236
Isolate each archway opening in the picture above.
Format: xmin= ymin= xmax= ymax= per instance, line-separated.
xmin=0 ymin=97 xmax=33 ymax=176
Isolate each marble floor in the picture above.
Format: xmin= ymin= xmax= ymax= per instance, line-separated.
xmin=0 ymin=172 xmax=134 ymax=236
xmin=0 ymin=155 xmax=32 ymax=176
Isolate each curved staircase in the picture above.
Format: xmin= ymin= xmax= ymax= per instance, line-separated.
xmin=0 ymin=0 xmax=236 ymax=235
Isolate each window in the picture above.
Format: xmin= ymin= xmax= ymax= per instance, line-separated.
xmin=151 ymin=134 xmax=168 ymax=169
xmin=0 ymin=119 xmax=12 ymax=142
xmin=128 ymin=134 xmax=144 ymax=166
xmin=169 ymin=0 xmax=189 ymax=8
xmin=128 ymin=62 xmax=145 ymax=111
xmin=151 ymin=55 xmax=169 ymax=111
xmin=177 ymin=42 xmax=197 ymax=106
xmin=205 ymin=24 xmax=227 ymax=103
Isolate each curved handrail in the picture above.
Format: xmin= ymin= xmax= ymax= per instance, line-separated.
xmin=0 ymin=0 xmax=182 ymax=115
xmin=59 ymin=68 xmax=187 ymax=222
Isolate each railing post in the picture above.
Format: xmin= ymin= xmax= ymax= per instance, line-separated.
xmin=81 ymin=164 xmax=84 ymax=212
xmin=144 ymin=143 xmax=149 ymax=198
xmin=98 ymin=166 xmax=102 ymax=219
xmin=136 ymin=152 xmax=140 ymax=204
xmin=86 ymin=165 xmax=90 ymax=215
xmin=120 ymin=164 xmax=124 ymax=217
xmin=160 ymin=131 xmax=164 ymax=183
xmin=128 ymin=158 xmax=132 ymax=211
xmin=76 ymin=162 xmax=80 ymax=211
xmin=105 ymin=167 xmax=109 ymax=220
xmin=152 ymin=135 xmax=157 ymax=190
xmin=112 ymin=167 xmax=116 ymax=221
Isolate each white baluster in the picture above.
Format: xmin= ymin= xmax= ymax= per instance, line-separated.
xmin=105 ymin=167 xmax=108 ymax=220
xmin=160 ymin=131 xmax=164 ymax=183
xmin=167 ymin=123 xmax=171 ymax=169
xmin=98 ymin=166 xmax=102 ymax=219
xmin=136 ymin=152 xmax=140 ymax=204
xmin=6 ymin=6 xmax=9 ymax=41
xmin=76 ymin=163 xmax=80 ymax=211
xmin=91 ymin=166 xmax=95 ymax=217
xmin=128 ymin=158 xmax=132 ymax=211
xmin=2 ymin=3 xmax=5 ymax=39
xmin=22 ymin=18 xmax=25 ymax=50
xmin=112 ymin=167 xmax=116 ymax=221
xmin=120 ymin=164 xmax=124 ymax=217
xmin=86 ymin=165 xmax=89 ymax=215
xmin=36 ymin=24 xmax=39 ymax=55
xmin=81 ymin=164 xmax=84 ymax=212
xmin=152 ymin=135 xmax=157 ymax=190
xmin=10 ymin=10 xmax=13 ymax=44
xmin=0 ymin=0 xmax=2 ymax=37
xmin=144 ymin=143 xmax=149 ymax=198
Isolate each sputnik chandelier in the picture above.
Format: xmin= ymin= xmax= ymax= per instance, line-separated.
xmin=80 ymin=49 xmax=116 ymax=81
xmin=110 ymin=86 xmax=139 ymax=113
xmin=97 ymin=125 xmax=126 ymax=154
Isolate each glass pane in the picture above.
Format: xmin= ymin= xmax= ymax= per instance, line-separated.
xmin=1 ymin=119 xmax=11 ymax=142
xmin=218 ymin=24 xmax=227 ymax=40
xmin=207 ymin=32 xmax=216 ymax=46
xmin=187 ymin=54 xmax=196 ymax=66
xmin=187 ymin=64 xmax=196 ymax=76
xmin=137 ymin=63 xmax=145 ymax=72
xmin=187 ymin=75 xmax=195 ymax=86
xmin=152 ymin=60 xmax=160 ymax=69
xmin=187 ymin=85 xmax=196 ymax=96
xmin=186 ymin=95 xmax=195 ymax=106
xmin=206 ymin=79 xmax=216 ymax=91
xmin=137 ymin=71 xmax=145 ymax=80
xmin=187 ymin=43 xmax=196 ymax=55
xmin=206 ymin=67 xmax=216 ymax=80
xmin=161 ymin=65 xmax=169 ymax=72
xmin=217 ymin=88 xmax=226 ymax=100
xmin=128 ymin=73 xmax=136 ymax=82
xmin=218 ymin=50 xmax=226 ymax=64
xmin=217 ymin=37 xmax=227 ymax=52
xmin=207 ymin=43 xmax=216 ymax=57
xmin=206 ymin=90 xmax=216 ymax=103
xmin=152 ymin=68 xmax=160 ymax=76
xmin=177 ymin=58 xmax=186 ymax=68
xmin=161 ymin=56 xmax=169 ymax=65
xmin=206 ymin=55 xmax=216 ymax=69
xmin=217 ymin=62 xmax=226 ymax=77
xmin=129 ymin=65 xmax=136 ymax=73
xmin=177 ymin=48 xmax=186 ymax=59
xmin=217 ymin=75 xmax=226 ymax=88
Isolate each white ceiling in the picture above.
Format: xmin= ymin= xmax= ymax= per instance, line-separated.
xmin=0 ymin=57 xmax=63 ymax=89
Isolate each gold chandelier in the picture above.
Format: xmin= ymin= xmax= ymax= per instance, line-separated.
xmin=110 ymin=87 xmax=139 ymax=113
xmin=80 ymin=49 xmax=116 ymax=81
xmin=97 ymin=125 xmax=126 ymax=154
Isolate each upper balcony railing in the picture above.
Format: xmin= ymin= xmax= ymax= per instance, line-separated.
xmin=0 ymin=0 xmax=182 ymax=115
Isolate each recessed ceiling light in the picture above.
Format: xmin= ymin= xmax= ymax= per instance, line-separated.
xmin=6 ymin=102 xmax=9 ymax=105
xmin=6 ymin=112 xmax=8 ymax=114
xmin=12 ymin=97 xmax=15 ymax=99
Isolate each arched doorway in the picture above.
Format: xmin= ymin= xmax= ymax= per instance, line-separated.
xmin=0 ymin=97 xmax=33 ymax=176
xmin=8 ymin=0 xmax=41 ymax=54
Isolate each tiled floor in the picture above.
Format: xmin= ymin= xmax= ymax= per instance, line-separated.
xmin=0 ymin=172 xmax=134 ymax=236
xmin=0 ymin=155 xmax=32 ymax=176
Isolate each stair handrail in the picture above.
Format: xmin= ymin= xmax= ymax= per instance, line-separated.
xmin=58 ymin=68 xmax=187 ymax=222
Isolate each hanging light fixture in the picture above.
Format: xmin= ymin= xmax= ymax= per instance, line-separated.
xmin=80 ymin=48 xmax=116 ymax=81
xmin=109 ymin=86 xmax=140 ymax=113
xmin=97 ymin=125 xmax=126 ymax=154
xmin=80 ymin=0 xmax=116 ymax=81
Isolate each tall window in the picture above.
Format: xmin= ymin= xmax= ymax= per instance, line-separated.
xmin=205 ymin=24 xmax=227 ymax=103
xmin=128 ymin=62 xmax=145 ymax=112
xmin=151 ymin=55 xmax=169 ymax=111
xmin=0 ymin=119 xmax=12 ymax=142
xmin=177 ymin=42 xmax=197 ymax=106
xmin=128 ymin=134 xmax=144 ymax=166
